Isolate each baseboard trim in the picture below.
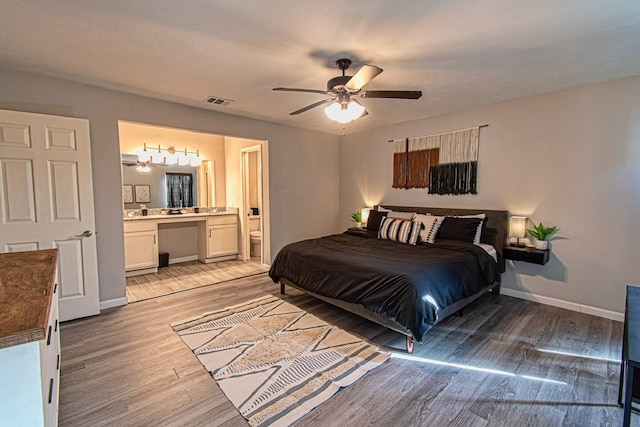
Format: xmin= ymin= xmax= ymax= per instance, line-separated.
xmin=500 ymin=288 xmax=623 ymax=322
xmin=100 ymin=297 xmax=128 ymax=311
xmin=169 ymin=255 xmax=198 ymax=264
xmin=126 ymin=267 xmax=157 ymax=277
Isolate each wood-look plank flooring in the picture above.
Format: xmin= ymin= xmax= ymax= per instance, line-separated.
xmin=60 ymin=275 xmax=634 ymax=426
xmin=126 ymin=258 xmax=266 ymax=302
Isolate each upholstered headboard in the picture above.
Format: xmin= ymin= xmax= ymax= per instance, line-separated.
xmin=377 ymin=205 xmax=509 ymax=273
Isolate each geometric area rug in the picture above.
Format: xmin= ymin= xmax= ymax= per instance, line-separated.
xmin=170 ymin=295 xmax=390 ymax=427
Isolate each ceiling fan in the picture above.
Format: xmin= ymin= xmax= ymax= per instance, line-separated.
xmin=273 ymin=58 xmax=422 ymax=123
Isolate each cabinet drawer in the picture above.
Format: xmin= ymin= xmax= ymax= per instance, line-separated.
xmin=207 ymin=214 xmax=238 ymax=226
xmin=124 ymin=220 xmax=157 ymax=233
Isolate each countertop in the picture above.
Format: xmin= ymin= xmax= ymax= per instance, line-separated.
xmin=124 ymin=210 xmax=238 ymax=221
xmin=0 ymin=249 xmax=58 ymax=349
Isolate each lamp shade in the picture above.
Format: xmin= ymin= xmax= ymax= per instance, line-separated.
xmin=509 ymin=216 xmax=527 ymax=238
xmin=361 ymin=207 xmax=372 ymax=225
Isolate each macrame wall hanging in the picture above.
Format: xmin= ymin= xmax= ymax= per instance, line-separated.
xmin=391 ymin=125 xmax=486 ymax=195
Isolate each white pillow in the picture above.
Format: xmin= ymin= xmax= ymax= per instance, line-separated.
xmin=387 ymin=210 xmax=416 ymax=221
xmin=414 ymin=214 xmax=444 ymax=244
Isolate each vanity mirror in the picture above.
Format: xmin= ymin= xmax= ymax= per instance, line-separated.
xmin=121 ymin=154 xmax=215 ymax=209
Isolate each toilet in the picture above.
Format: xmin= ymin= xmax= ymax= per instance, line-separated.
xmin=249 ymin=216 xmax=261 ymax=258
xmin=250 ymin=230 xmax=261 ymax=258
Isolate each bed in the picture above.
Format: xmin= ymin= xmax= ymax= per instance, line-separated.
xmin=269 ymin=206 xmax=508 ymax=352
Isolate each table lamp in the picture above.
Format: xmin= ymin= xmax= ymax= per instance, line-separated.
xmin=509 ymin=216 xmax=527 ymax=247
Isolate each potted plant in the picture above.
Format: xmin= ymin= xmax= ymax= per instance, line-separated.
xmin=351 ymin=212 xmax=362 ymax=228
xmin=527 ymin=222 xmax=557 ymax=250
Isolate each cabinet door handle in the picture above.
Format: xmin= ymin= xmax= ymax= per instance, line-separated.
xmin=210 ymin=229 xmax=212 ymax=238
xmin=47 ymin=325 xmax=52 ymax=345
xmin=154 ymin=235 xmax=156 ymax=244
xmin=48 ymin=378 xmax=54 ymax=404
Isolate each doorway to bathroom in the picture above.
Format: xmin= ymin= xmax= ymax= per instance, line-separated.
xmin=241 ymin=145 xmax=263 ymax=265
xmin=119 ymin=121 xmax=270 ymax=302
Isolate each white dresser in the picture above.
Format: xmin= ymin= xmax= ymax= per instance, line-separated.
xmin=0 ymin=249 xmax=60 ymax=426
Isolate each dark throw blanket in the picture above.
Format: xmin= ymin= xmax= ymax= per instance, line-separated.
xmin=269 ymin=231 xmax=500 ymax=341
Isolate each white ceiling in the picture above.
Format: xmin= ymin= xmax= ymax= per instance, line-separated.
xmin=1 ymin=1 xmax=639 ymax=135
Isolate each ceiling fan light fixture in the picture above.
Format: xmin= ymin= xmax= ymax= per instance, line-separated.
xmin=324 ymin=100 xmax=365 ymax=124
xmin=136 ymin=161 xmax=151 ymax=173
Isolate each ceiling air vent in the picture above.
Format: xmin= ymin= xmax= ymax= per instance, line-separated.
xmin=204 ymin=96 xmax=234 ymax=106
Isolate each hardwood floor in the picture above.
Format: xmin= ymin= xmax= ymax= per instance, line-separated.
xmin=60 ymin=275 xmax=633 ymax=426
xmin=126 ymin=258 xmax=266 ymax=302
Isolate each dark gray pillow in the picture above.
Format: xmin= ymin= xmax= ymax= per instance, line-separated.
xmin=366 ymin=210 xmax=388 ymax=232
xmin=436 ymin=217 xmax=483 ymax=243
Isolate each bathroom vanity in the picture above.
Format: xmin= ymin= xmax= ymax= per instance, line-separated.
xmin=123 ymin=209 xmax=238 ymax=276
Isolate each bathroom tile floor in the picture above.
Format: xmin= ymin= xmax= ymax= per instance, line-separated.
xmin=125 ymin=257 xmax=266 ymax=302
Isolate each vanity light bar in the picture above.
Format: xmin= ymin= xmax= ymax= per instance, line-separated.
xmin=136 ymin=143 xmax=202 ymax=166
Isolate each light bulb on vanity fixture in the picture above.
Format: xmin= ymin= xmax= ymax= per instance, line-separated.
xmin=135 ymin=143 xmax=202 ymax=167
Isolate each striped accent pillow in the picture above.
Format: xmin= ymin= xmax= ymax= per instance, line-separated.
xmin=378 ymin=217 xmax=420 ymax=245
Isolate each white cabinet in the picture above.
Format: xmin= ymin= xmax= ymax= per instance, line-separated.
xmin=199 ymin=215 xmax=239 ymax=261
xmin=124 ymin=221 xmax=158 ymax=273
xmin=0 ymin=249 xmax=60 ymax=427
xmin=123 ymin=213 xmax=238 ymax=271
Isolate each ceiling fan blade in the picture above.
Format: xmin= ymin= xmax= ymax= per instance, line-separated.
xmin=273 ymin=87 xmax=329 ymax=95
xmin=290 ymin=98 xmax=335 ymax=115
xmin=361 ymin=90 xmax=423 ymax=99
xmin=345 ymin=65 xmax=383 ymax=91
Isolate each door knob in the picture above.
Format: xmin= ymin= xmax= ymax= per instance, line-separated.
xmin=77 ymin=230 xmax=93 ymax=238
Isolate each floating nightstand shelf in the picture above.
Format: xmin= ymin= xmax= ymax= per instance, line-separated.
xmin=504 ymin=245 xmax=550 ymax=265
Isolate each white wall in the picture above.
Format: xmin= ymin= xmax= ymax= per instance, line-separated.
xmin=0 ymin=67 xmax=340 ymax=305
xmin=340 ymin=75 xmax=640 ymax=315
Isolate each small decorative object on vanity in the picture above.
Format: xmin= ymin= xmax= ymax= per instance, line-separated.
xmin=527 ymin=222 xmax=557 ymax=250
xmin=351 ymin=211 xmax=362 ymax=228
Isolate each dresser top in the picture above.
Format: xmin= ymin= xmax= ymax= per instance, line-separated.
xmin=0 ymin=249 xmax=58 ymax=349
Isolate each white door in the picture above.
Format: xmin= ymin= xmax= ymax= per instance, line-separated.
xmin=0 ymin=109 xmax=100 ymax=321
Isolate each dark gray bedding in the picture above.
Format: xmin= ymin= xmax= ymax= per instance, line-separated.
xmin=268 ymin=229 xmax=500 ymax=342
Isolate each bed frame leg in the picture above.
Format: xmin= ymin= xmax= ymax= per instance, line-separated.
xmin=280 ymin=282 xmax=285 ymax=295
xmin=490 ymin=283 xmax=501 ymax=295
xmin=406 ymin=335 xmax=414 ymax=353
